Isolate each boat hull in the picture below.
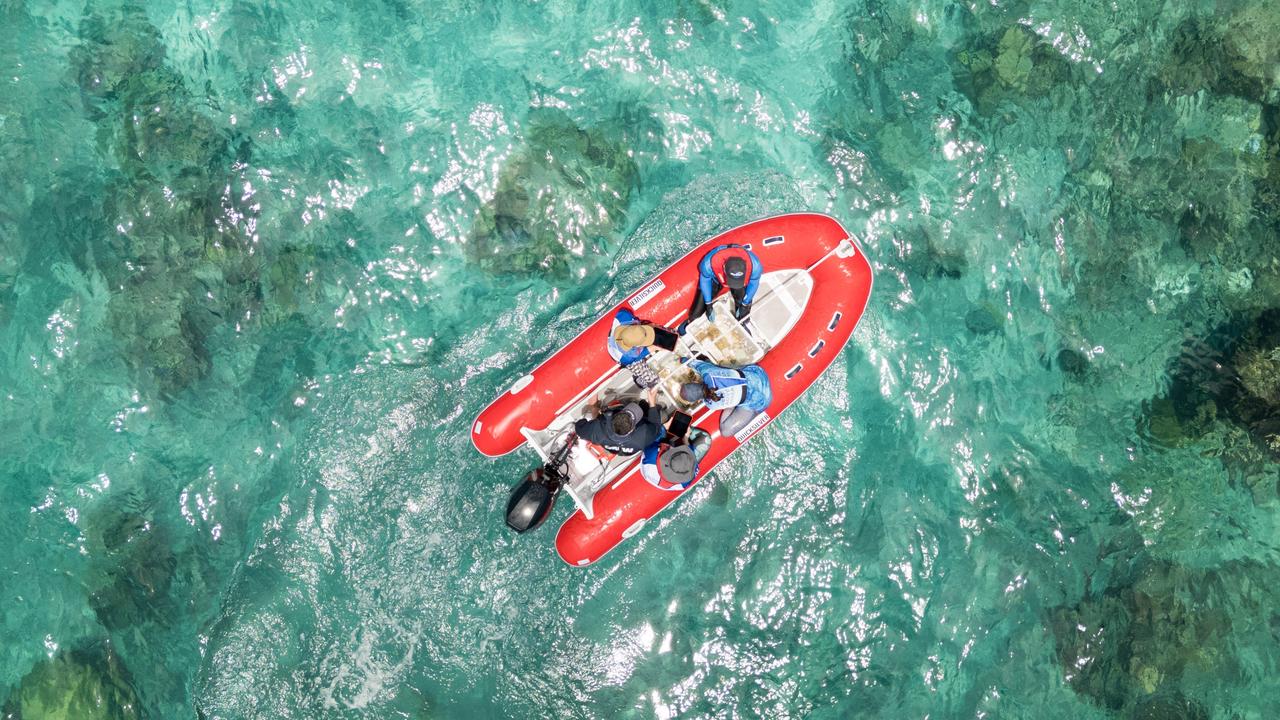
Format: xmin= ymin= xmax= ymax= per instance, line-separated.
xmin=471 ymin=213 xmax=874 ymax=565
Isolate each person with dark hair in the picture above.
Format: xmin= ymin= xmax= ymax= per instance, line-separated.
xmin=677 ymin=243 xmax=763 ymax=334
xmin=573 ymin=387 xmax=665 ymax=456
xmin=678 ymin=357 xmax=772 ymax=436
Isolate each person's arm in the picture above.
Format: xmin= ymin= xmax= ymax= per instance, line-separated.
xmin=574 ymin=417 xmax=602 ymax=445
xmin=742 ymin=249 xmax=763 ymax=303
xmin=633 ymin=412 xmax=665 ymax=450
xmin=634 ymin=398 xmax=661 ymax=426
xmin=697 ymin=272 xmax=716 ymax=307
xmin=582 ymin=394 xmax=601 ymax=420
xmin=641 ymin=441 xmax=660 ymax=466
xmin=641 ymin=394 xmax=663 ymax=427
xmin=619 ymin=347 xmax=650 ymax=367
xmin=685 ymin=358 xmax=713 ymax=379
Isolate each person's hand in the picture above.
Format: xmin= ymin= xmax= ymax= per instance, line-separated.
xmin=677 ymin=320 xmax=689 ymax=336
xmin=734 ymin=302 xmax=751 ymax=321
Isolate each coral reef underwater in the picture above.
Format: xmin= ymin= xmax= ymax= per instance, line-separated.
xmin=3 ymin=0 xmax=1280 ymax=716
xmin=817 ymin=0 xmax=1280 ymax=715
xmin=465 ymin=106 xmax=643 ymax=278
xmin=2 ymin=642 xmax=140 ymax=720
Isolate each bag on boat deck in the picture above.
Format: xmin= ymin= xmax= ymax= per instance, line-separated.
xmin=627 ymin=358 xmax=661 ymax=388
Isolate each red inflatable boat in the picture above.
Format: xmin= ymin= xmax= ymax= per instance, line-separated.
xmin=473 ymin=213 xmax=873 ymax=565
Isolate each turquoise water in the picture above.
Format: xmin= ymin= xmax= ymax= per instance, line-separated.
xmin=3 ymin=0 xmax=1280 ymax=717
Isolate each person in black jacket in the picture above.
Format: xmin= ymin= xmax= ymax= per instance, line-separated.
xmin=574 ymin=389 xmax=665 ymax=456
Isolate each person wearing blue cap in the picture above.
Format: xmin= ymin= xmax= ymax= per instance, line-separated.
xmin=678 ymin=244 xmax=763 ymax=334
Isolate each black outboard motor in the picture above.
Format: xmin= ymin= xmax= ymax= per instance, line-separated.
xmin=505 ymin=432 xmax=575 ymax=533
xmin=505 ymin=467 xmax=562 ymax=533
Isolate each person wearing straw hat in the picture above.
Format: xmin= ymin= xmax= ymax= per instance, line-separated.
xmin=677 ymin=243 xmax=763 ymax=334
xmin=606 ymin=308 xmax=678 ymax=388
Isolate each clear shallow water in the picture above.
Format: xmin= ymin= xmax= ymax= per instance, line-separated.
xmin=2 ymin=0 xmax=1280 ymax=717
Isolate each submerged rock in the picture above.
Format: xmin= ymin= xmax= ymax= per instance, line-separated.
xmin=70 ymin=7 xmax=234 ymax=185
xmin=1223 ymin=5 xmax=1280 ymax=87
xmin=963 ymin=306 xmax=1000 ymax=335
xmin=1056 ymin=348 xmax=1088 ymax=377
xmin=1148 ymin=310 xmax=1280 ymax=458
xmin=994 ymin=27 xmax=1034 ymax=91
xmin=892 ymin=218 xmax=969 ymax=281
xmin=1142 ymin=310 xmax=1280 ymax=460
xmin=466 ymin=107 xmax=641 ymax=278
xmin=1158 ymin=17 xmax=1262 ymax=99
xmin=848 ymin=0 xmax=919 ymax=66
xmin=1237 ymin=346 xmax=1280 ymax=407
xmin=84 ymin=492 xmax=178 ymax=631
xmin=1049 ymin=556 xmax=1273 ymax=716
xmin=1143 ymin=396 xmax=1194 ymax=448
xmin=61 ymin=5 xmax=260 ymax=396
xmin=3 ymin=643 xmax=140 ymax=719
xmin=952 ymin=23 xmax=1078 ymax=112
xmin=1130 ymin=693 xmax=1210 ymax=720
xmin=1220 ymin=309 xmax=1280 ymax=457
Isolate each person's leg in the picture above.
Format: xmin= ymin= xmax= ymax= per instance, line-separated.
xmin=729 ymin=285 xmax=749 ymax=319
xmin=685 ymin=281 xmax=720 ymax=327
xmin=719 ymin=405 xmax=760 ymax=437
xmin=686 ymin=427 xmax=712 ymax=461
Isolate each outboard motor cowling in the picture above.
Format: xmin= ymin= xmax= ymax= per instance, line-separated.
xmin=505 ymin=467 xmax=561 ymax=533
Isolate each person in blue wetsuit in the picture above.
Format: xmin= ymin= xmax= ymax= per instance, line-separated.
xmin=678 ymin=244 xmax=763 ymax=334
xmin=678 ymin=357 xmax=773 ymax=436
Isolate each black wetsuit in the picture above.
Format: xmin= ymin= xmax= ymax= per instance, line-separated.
xmin=574 ymin=401 xmax=665 ymax=455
